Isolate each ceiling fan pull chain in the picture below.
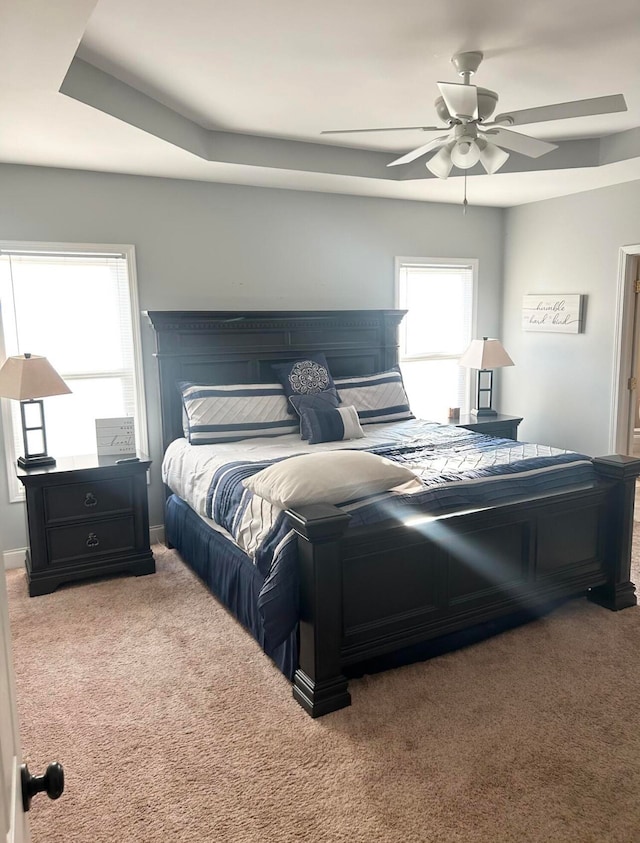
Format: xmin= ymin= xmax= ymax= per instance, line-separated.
xmin=463 ymin=172 xmax=468 ymax=214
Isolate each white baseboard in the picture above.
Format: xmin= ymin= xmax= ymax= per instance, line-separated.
xmin=149 ymin=524 xmax=165 ymax=545
xmin=3 ymin=525 xmax=166 ymax=571
xmin=3 ymin=548 xmax=26 ymax=570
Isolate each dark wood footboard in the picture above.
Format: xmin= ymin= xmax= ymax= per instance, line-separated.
xmin=288 ymin=455 xmax=640 ymax=718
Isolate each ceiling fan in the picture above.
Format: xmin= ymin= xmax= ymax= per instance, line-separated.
xmin=321 ymin=51 xmax=627 ymax=178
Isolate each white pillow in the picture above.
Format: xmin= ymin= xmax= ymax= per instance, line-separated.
xmin=242 ymin=450 xmax=417 ymax=509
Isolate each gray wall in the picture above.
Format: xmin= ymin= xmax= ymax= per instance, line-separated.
xmin=0 ymin=163 xmax=505 ymax=553
xmin=501 ymin=179 xmax=640 ymax=455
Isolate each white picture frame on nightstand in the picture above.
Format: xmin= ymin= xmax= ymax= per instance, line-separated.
xmin=95 ymin=417 xmax=136 ymax=456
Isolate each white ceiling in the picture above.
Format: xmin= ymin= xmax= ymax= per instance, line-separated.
xmin=2 ymin=0 xmax=640 ymax=207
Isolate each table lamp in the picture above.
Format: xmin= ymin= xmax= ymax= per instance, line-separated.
xmin=0 ymin=353 xmax=71 ymax=468
xmin=459 ymin=337 xmax=514 ymax=417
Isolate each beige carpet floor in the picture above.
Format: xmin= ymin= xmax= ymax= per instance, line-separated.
xmin=7 ymin=536 xmax=640 ymax=843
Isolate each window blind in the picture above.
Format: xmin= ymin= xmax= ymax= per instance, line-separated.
xmin=398 ymin=262 xmax=474 ymax=360
xmin=0 ymin=251 xmax=138 ymax=463
xmin=396 ymin=259 xmax=475 ymax=419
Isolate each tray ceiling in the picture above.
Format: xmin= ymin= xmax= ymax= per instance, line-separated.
xmin=2 ymin=0 xmax=640 ymax=207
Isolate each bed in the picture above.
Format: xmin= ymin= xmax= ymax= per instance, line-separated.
xmin=147 ymin=309 xmax=640 ymax=718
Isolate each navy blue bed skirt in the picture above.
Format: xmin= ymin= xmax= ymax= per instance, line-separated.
xmin=164 ymin=495 xmax=560 ymax=685
xmin=165 ymin=494 xmax=298 ymax=679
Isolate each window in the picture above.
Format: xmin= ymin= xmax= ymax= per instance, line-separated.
xmin=395 ymin=257 xmax=476 ymax=421
xmin=0 ymin=243 xmax=147 ymax=501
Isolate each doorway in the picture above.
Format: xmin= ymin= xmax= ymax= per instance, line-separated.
xmin=611 ymin=246 xmax=640 ymax=517
xmin=611 ymin=246 xmax=640 ymax=457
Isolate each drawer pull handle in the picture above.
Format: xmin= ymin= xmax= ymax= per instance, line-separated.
xmin=84 ymin=492 xmax=98 ymax=508
xmin=86 ymin=533 xmax=100 ymax=548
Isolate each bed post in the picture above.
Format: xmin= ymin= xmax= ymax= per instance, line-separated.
xmin=286 ymin=504 xmax=351 ymax=718
xmin=590 ymin=455 xmax=640 ymax=610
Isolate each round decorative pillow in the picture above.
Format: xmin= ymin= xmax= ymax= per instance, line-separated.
xmin=288 ymin=359 xmax=330 ymax=394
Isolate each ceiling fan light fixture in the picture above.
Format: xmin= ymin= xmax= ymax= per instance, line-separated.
xmin=321 ymin=51 xmax=628 ymax=182
xmin=426 ymin=145 xmax=453 ymax=179
xmin=450 ymin=138 xmax=481 ymax=169
xmin=478 ymin=142 xmax=510 ymax=174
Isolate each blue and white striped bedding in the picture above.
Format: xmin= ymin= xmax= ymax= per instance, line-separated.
xmin=162 ymin=419 xmax=595 ymax=651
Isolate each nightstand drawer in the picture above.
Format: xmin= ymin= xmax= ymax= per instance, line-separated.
xmin=47 ymin=516 xmax=136 ymax=565
xmin=44 ymin=477 xmax=133 ymax=523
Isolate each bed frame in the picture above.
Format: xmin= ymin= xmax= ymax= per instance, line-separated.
xmin=147 ymin=309 xmax=640 ymax=717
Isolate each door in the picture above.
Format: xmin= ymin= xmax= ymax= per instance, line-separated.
xmin=626 ymin=264 xmax=640 ymax=457
xmin=612 ymin=248 xmax=640 ymax=455
xmin=1 ymin=565 xmax=29 ymax=843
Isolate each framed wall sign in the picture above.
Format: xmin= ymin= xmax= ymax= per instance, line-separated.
xmin=522 ymin=294 xmax=585 ymax=333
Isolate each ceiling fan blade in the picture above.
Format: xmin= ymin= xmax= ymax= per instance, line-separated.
xmin=387 ymin=136 xmax=450 ymax=167
xmin=437 ymin=82 xmax=478 ymax=120
xmin=321 ymin=126 xmax=443 ymax=135
xmin=493 ymin=94 xmax=627 ymax=127
xmin=481 ymin=127 xmax=558 ymax=158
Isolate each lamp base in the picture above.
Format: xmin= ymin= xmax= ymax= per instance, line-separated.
xmin=470 ymin=407 xmax=498 ymax=417
xmin=17 ymin=455 xmax=56 ymax=470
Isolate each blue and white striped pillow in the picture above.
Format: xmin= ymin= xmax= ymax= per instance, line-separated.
xmin=334 ymin=368 xmax=414 ymax=425
xmin=180 ymin=382 xmax=299 ymax=444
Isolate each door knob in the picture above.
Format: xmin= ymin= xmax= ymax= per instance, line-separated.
xmin=21 ymin=761 xmax=64 ymax=811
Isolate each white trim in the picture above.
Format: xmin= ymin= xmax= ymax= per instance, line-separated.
xmin=0 ymin=241 xmax=149 ymax=503
xmin=149 ymin=524 xmax=165 ymax=546
xmin=2 ymin=549 xmax=25 ymax=570
xmin=124 ymin=245 xmax=150 ymax=462
xmin=610 ymin=244 xmax=640 ymax=453
xmin=0 ymin=312 xmax=21 ymax=502
xmin=4 ymin=525 xmax=165 ymax=570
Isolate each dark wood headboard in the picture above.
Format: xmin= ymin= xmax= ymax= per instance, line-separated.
xmin=145 ymin=310 xmax=406 ymax=451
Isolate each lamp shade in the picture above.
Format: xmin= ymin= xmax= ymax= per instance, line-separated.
xmin=459 ymin=338 xmax=514 ymax=370
xmin=0 ymin=354 xmax=71 ymax=400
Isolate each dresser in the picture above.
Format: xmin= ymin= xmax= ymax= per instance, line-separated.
xmin=18 ymin=454 xmax=155 ymax=597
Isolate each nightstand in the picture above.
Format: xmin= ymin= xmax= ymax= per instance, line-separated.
xmin=452 ymin=413 xmax=523 ymax=441
xmin=17 ymin=454 xmax=155 ymax=597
